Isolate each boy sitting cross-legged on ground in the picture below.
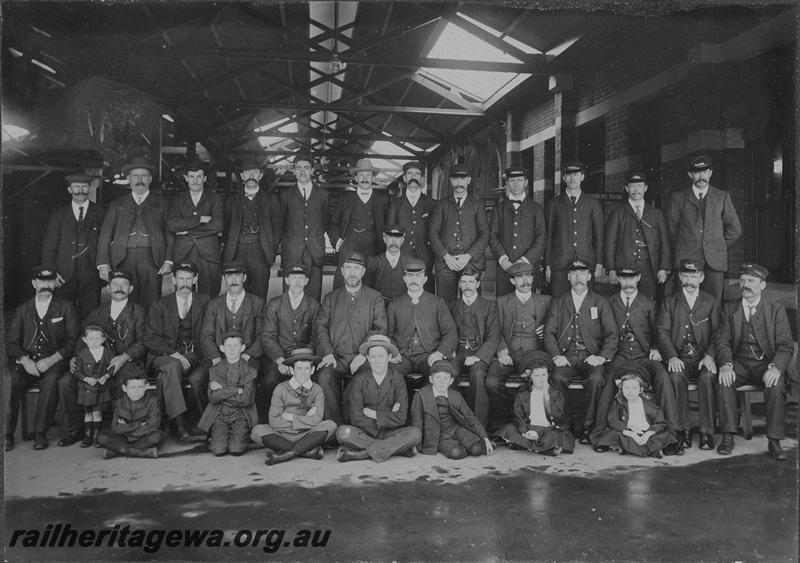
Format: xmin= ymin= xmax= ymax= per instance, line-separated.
xmin=96 ymin=363 xmax=165 ymax=459
xmin=410 ymin=360 xmax=494 ymax=459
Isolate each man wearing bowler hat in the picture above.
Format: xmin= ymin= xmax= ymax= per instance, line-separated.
xmin=330 ymin=158 xmax=390 ymax=289
xmin=276 ymin=153 xmax=330 ymax=301
xmin=667 ymin=154 xmax=741 ymax=303
xmin=715 ymin=263 xmax=793 ymax=460
xmin=545 ymin=161 xmax=605 ymax=298
xmin=41 ymin=172 xmax=106 ymax=319
xmin=168 ymin=160 xmax=223 ymax=297
xmin=490 ymin=167 xmax=546 ymax=297
xmin=222 ymin=156 xmax=280 ymax=300
xmin=365 ymin=224 xmax=411 ymax=304
xmin=97 ymin=156 xmax=174 ymax=311
xmin=429 ymin=163 xmax=490 ymax=304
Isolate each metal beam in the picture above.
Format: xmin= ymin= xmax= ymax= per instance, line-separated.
xmin=195 ymin=99 xmax=485 ymax=117
xmin=239 ymin=131 xmax=439 ymax=145
xmin=231 ymin=150 xmax=423 ymax=160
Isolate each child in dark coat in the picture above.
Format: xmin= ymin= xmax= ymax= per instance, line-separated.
xmin=594 ymin=366 xmax=676 ymax=458
xmin=410 ymin=360 xmax=493 ymax=459
xmin=496 ymin=351 xmax=575 ymax=456
xmin=73 ymin=325 xmax=113 ymax=448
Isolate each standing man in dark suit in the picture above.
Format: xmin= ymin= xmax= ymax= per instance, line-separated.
xmin=276 ymin=153 xmax=329 ymax=302
xmin=144 ymin=263 xmax=210 ymax=441
xmin=41 ymin=173 xmax=105 ymax=319
xmin=667 ymin=154 xmax=742 ymax=302
xmin=715 ymin=263 xmax=794 ymax=460
xmin=605 ymin=171 xmax=671 ymax=301
xmin=449 ymin=267 xmax=500 ymax=427
xmin=365 ymin=225 xmax=411 ymax=304
xmin=429 ymin=164 xmax=490 ymax=304
xmin=387 ymin=161 xmax=436 ymax=292
xmin=330 ymin=158 xmax=389 ymax=289
xmin=222 ymin=156 xmax=279 ymax=300
xmin=6 ymin=267 xmax=79 ymax=451
xmin=168 ymin=161 xmax=223 ymax=297
xmin=97 ymin=156 xmax=174 ymax=311
xmin=490 ymin=167 xmax=546 ymax=297
xmin=544 ymin=259 xmax=618 ymax=443
xmin=545 ymin=161 xmax=605 ymax=298
xmin=657 ymin=259 xmax=720 ymax=452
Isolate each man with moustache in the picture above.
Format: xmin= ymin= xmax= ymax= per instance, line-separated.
xmin=430 ymin=164 xmax=490 ymax=304
xmin=387 ymin=259 xmax=458 ymax=389
xmin=365 ymin=225 xmax=411 ymax=304
xmin=667 ymin=155 xmax=741 ymax=302
xmin=490 ymin=167 xmax=546 ymax=297
xmin=657 ymin=259 xmax=720 ymax=451
xmin=41 ymin=173 xmax=105 ymax=319
xmin=605 ymin=171 xmax=671 ymax=300
xmin=545 ymin=161 xmax=605 ymax=298
xmin=315 ymin=252 xmax=387 ymax=425
xmin=330 ymin=158 xmax=389 ymax=289
xmin=168 ymin=161 xmax=223 ymax=297
xmin=6 ymin=267 xmax=79 ymax=451
xmin=222 ymin=156 xmax=279 ymax=300
xmin=144 ymin=263 xmax=210 ymax=441
xmin=590 ymin=267 xmax=680 ymax=454
xmin=97 ymin=156 xmax=174 ymax=311
xmin=276 ymin=154 xmax=329 ymax=301
xmin=387 ymin=161 xmax=436 ymax=292
xmin=449 ymin=267 xmax=500 ymax=427
xmin=715 ymin=264 xmax=793 ymax=460
xmin=486 ymin=262 xmax=552 ymax=428
xmin=544 ymin=260 xmax=618 ymax=443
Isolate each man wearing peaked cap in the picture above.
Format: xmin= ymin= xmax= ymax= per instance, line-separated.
xmin=604 ymin=170 xmax=671 ymax=301
xmin=490 ymin=166 xmax=546 ymax=297
xmin=97 ymin=155 xmax=174 ymax=311
xmin=365 ymin=224 xmax=412 ymax=305
xmin=666 ymin=153 xmax=741 ymax=303
xmin=41 ymin=172 xmax=106 ymax=319
xmin=715 ymin=263 xmax=794 ymax=460
xmin=429 ymin=162 xmax=490 ymax=304
xmin=545 ymin=159 xmax=605 ymax=298
xmin=330 ymin=157 xmax=390 ymax=290
xmin=5 ymin=267 xmax=80 ymax=451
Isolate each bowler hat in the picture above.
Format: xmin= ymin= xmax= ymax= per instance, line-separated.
xmin=351 ymin=158 xmax=379 ymax=175
xmin=358 ymin=334 xmax=399 ymax=357
xmin=239 ymin=156 xmax=263 ymax=172
xmin=181 ymin=160 xmax=207 ymax=174
xmin=121 ymin=156 xmax=156 ymax=175
xmin=283 ymin=348 xmax=320 ymax=366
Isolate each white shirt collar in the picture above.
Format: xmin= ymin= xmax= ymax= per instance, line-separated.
xmin=110 ymin=298 xmax=128 ymax=320
xmin=176 ymin=291 xmax=192 ymax=312
xmin=346 ymin=284 xmax=362 ymax=296
xmin=406 ymin=190 xmax=421 ymax=205
xmin=407 ymin=288 xmax=424 ymax=303
xmin=132 ymin=191 xmax=150 ymax=204
xmin=432 ymin=386 xmax=449 ymax=399
xmin=244 ymin=187 xmax=260 ymax=198
xmin=356 ymin=190 xmax=372 ymax=204
xmin=507 ymin=193 xmax=526 ymax=203
xmin=628 ymin=199 xmax=644 ymax=212
xmin=190 ymin=189 xmax=203 ymax=205
xmin=515 ymin=290 xmax=531 ymax=304
xmin=297 ymin=182 xmax=312 ymax=198
xmin=71 ymin=201 xmax=89 ymax=219
xmin=35 ymin=296 xmax=52 ymax=318
xmin=289 ymin=377 xmax=314 ymax=391
xmin=620 ymin=290 xmax=638 ymax=304
xmin=571 ymin=289 xmax=588 ymax=311
xmin=386 ymin=252 xmax=400 ymax=268
xmin=742 ymin=296 xmax=762 ymax=317
xmin=89 ymin=347 xmax=105 ymax=362
xmin=682 ymin=289 xmax=698 ymax=309
xmin=462 ymin=293 xmax=477 ymax=306
xmin=692 ymin=186 xmax=708 ymax=199
xmin=226 ymin=292 xmax=245 ymax=312
xmin=288 ymin=291 xmax=304 ymax=310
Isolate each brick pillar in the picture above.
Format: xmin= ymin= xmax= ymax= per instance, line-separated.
xmin=552 ymin=80 xmax=575 ymax=197
xmin=531 ymin=142 xmax=547 ymax=206
xmin=604 ymin=106 xmax=641 ymax=194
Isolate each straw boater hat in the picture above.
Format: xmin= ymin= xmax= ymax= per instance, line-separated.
xmin=358 ymin=334 xmax=399 ymax=357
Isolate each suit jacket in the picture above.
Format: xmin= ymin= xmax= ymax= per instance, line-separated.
xmin=97 ymin=192 xmax=174 ymax=268
xmin=6 ymin=297 xmax=79 ymax=361
xmin=496 ymin=292 xmax=552 ymax=353
xmin=449 ymin=296 xmax=500 ymax=365
xmin=605 ymin=202 xmax=671 ymax=277
xmin=267 ymin=381 xmax=327 ymax=435
xmin=657 ymin=290 xmax=719 ymax=361
xmin=260 ymin=292 xmax=320 ymax=360
xmin=513 ymin=386 xmax=569 ymax=434
xmin=490 ymin=196 xmax=546 ymax=265
xmin=222 ymin=190 xmax=279 ymax=264
xmin=609 ymin=292 xmax=658 ymax=357
xmin=607 ymin=395 xmax=667 ymax=434
xmin=329 ymin=190 xmax=389 ymax=250
xmin=199 ymin=293 xmax=265 ymax=361
xmin=316 ymin=285 xmax=387 ymax=366
xmin=716 ymin=297 xmax=794 ymax=373
xmin=168 ymin=189 xmax=223 ymax=263
xmin=143 ymin=292 xmax=210 ymax=356
xmin=543 ymin=291 xmax=618 ymax=359
xmin=111 ymin=391 xmax=161 ymax=441
xmin=411 ymin=385 xmax=487 ymax=454
xmin=347 ymin=366 xmax=408 ymax=437
xmin=197 ymin=359 xmax=259 ymax=432
xmin=666 ymin=185 xmax=742 ymax=270
xmin=41 ymin=202 xmax=105 ymax=281
xmin=365 ymin=252 xmax=409 ymax=303
xmin=429 ymin=194 xmax=489 ymax=271
xmin=387 ymin=292 xmax=458 ymax=358
xmin=545 ymin=191 xmax=604 ymax=269
xmin=387 ymin=192 xmax=436 ymax=268
xmin=277 ymin=183 xmax=330 ymax=267
xmin=80 ymin=300 xmax=148 ymax=361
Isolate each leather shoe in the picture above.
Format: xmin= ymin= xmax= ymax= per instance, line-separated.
xmin=663 ymin=442 xmax=685 ymax=456
xmin=593 ymin=445 xmax=610 ymax=453
xmin=103 ymin=448 xmax=121 ymax=460
xmin=5 ymin=434 xmax=15 ymax=452
xmin=716 ymin=434 xmax=734 ymax=455
xmin=768 ymin=439 xmax=786 ymax=461
xmin=33 ymin=433 xmax=49 ymax=450
xmin=677 ymin=430 xmax=692 ymax=449
xmin=336 ymin=446 xmax=371 ymax=462
xmin=649 ymin=449 xmax=663 ymax=459
xmin=57 ymin=431 xmax=82 ymax=447
xmin=300 ymin=447 xmax=324 ymax=460
xmin=404 ymin=446 xmax=418 ymax=458
xmin=578 ymin=428 xmax=592 ymax=445
xmin=698 ymin=433 xmax=715 ymax=450
xmin=265 ymin=450 xmax=297 ymax=466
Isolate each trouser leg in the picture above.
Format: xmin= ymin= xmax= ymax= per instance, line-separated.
xmin=56 ymin=370 xmax=83 ymax=435
xmin=151 ymin=355 xmax=188 ymax=421
xmin=314 ymin=365 xmax=345 ymax=425
xmin=188 ymin=361 xmax=211 ymax=413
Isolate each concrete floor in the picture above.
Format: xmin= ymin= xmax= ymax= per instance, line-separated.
xmin=4 ymin=404 xmax=797 ymax=561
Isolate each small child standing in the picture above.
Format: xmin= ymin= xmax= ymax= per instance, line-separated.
xmin=73 ymin=325 xmax=113 ymax=447
xmin=197 ymin=331 xmax=258 ymax=456
xmin=496 ymin=351 xmax=575 ymax=456
xmin=594 ymin=367 xmax=676 ymax=458
xmin=410 ymin=360 xmax=493 ymax=459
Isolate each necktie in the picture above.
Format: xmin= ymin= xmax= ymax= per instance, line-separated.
xmin=625 ymin=297 xmax=631 ymax=310
xmin=78 ymin=206 xmax=84 ymax=222
xmin=456 ymin=197 xmax=462 ymax=208
xmin=511 ymin=200 xmax=521 ymax=208
xmin=230 ymin=297 xmax=238 ymax=314
xmin=636 ymin=206 xmax=642 ymax=220
xmin=179 ymin=296 xmax=189 ymax=319
xmin=570 ymin=196 xmax=577 ymax=206
xmin=698 ymin=192 xmax=705 ymax=201
xmin=749 ymin=305 xmax=756 ymax=321
xmin=302 ymin=187 xmax=307 ymax=200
